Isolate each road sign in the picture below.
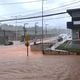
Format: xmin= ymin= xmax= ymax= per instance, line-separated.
xmin=25 ymin=34 xmax=30 ymax=42
xmin=25 ymin=42 xmax=29 ymax=47
xmin=25 ymin=42 xmax=29 ymax=56
xmin=25 ymin=34 xmax=30 ymax=56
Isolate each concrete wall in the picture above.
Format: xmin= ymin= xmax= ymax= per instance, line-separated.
xmin=72 ymin=29 xmax=79 ymax=40
xmin=44 ymin=50 xmax=77 ymax=55
xmin=30 ymin=43 xmax=53 ymax=51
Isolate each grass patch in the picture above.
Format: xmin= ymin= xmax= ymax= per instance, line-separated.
xmin=56 ymin=40 xmax=80 ymax=54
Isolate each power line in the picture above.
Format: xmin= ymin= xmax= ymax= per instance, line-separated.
xmin=0 ymin=0 xmax=80 ymax=18
xmin=0 ymin=0 xmax=79 ymax=16
xmin=0 ymin=0 xmax=43 ymax=5
xmin=44 ymin=0 xmax=80 ymax=12
xmin=0 ymin=0 xmax=79 ymax=20
xmin=11 ymin=11 xmax=42 ymax=18
xmin=44 ymin=16 xmax=70 ymax=21
xmin=0 ymin=12 xmax=67 ymax=22
xmin=9 ymin=0 xmax=80 ymax=18
xmin=16 ymin=16 xmax=70 ymax=24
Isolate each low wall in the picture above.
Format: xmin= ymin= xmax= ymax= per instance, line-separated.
xmin=30 ymin=43 xmax=54 ymax=51
xmin=44 ymin=50 xmax=77 ymax=55
xmin=31 ymin=42 xmax=78 ymax=55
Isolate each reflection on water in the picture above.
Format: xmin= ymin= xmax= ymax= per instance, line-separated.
xmin=0 ymin=45 xmax=80 ymax=80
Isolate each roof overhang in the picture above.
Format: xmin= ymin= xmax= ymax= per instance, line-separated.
xmin=67 ymin=8 xmax=80 ymax=17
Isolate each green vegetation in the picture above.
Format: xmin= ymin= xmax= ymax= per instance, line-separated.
xmin=56 ymin=40 xmax=80 ymax=54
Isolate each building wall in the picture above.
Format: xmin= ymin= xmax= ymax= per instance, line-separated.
xmin=67 ymin=9 xmax=80 ymax=44
xmin=72 ymin=29 xmax=79 ymax=40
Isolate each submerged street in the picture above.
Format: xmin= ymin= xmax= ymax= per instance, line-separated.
xmin=0 ymin=0 xmax=80 ymax=80
xmin=0 ymin=44 xmax=80 ymax=80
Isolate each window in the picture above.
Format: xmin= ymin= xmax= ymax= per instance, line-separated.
xmin=73 ymin=21 xmax=80 ymax=25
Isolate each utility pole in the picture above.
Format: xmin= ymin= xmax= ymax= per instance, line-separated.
xmin=3 ymin=30 xmax=6 ymax=44
xmin=42 ymin=0 xmax=44 ymax=54
xmin=45 ymin=24 xmax=48 ymax=37
xmin=24 ymin=23 xmax=29 ymax=56
xmin=15 ymin=16 xmax=17 ymax=41
xmin=34 ymin=22 xmax=38 ymax=45
xmin=23 ymin=23 xmax=26 ymax=42
xmin=24 ymin=23 xmax=29 ymax=40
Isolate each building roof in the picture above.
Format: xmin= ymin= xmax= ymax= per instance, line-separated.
xmin=67 ymin=8 xmax=80 ymax=16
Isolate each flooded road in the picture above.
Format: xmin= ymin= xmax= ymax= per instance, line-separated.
xmin=0 ymin=44 xmax=80 ymax=80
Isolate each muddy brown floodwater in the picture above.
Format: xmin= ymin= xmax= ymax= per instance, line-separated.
xmin=0 ymin=44 xmax=80 ymax=80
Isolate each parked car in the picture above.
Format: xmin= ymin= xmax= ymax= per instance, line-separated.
xmin=4 ymin=41 xmax=13 ymax=45
xmin=57 ymin=36 xmax=63 ymax=42
xmin=57 ymin=34 xmax=68 ymax=42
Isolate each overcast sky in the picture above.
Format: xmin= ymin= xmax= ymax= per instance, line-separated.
xmin=0 ymin=0 xmax=80 ymax=28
